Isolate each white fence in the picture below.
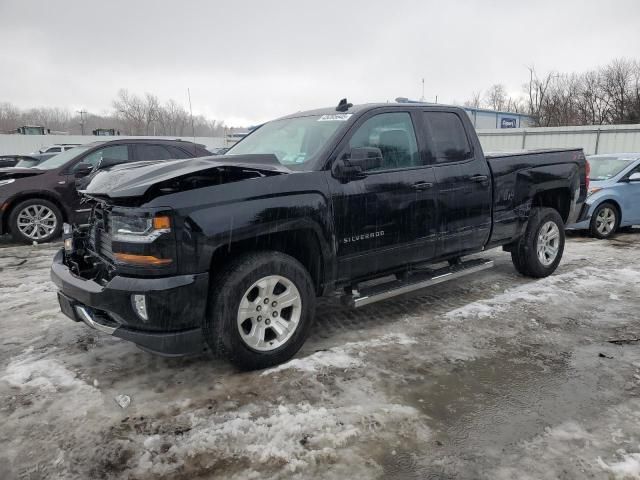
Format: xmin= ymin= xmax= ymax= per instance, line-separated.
xmin=477 ymin=124 xmax=640 ymax=155
xmin=0 ymin=134 xmax=226 ymax=155
xmin=4 ymin=124 xmax=640 ymax=157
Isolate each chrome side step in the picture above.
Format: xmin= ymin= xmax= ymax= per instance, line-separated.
xmin=342 ymin=259 xmax=494 ymax=308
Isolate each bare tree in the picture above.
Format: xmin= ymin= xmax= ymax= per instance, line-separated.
xmin=526 ymin=67 xmax=556 ymax=126
xmin=112 ymin=89 xmax=146 ymax=135
xmin=463 ymin=91 xmax=482 ymax=108
xmin=484 ymin=84 xmax=508 ymax=111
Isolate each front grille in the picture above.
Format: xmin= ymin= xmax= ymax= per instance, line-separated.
xmin=87 ymin=205 xmax=114 ymax=262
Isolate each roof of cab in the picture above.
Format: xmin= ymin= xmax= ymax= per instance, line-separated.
xmin=276 ymin=102 xmax=462 ymax=121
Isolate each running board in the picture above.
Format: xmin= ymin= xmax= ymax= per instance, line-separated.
xmin=342 ymin=259 xmax=494 ymax=308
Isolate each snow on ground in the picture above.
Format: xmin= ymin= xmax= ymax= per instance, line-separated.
xmin=1 ymin=231 xmax=640 ymax=479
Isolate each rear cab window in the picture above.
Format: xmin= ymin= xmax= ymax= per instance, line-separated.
xmin=422 ymin=112 xmax=473 ymax=163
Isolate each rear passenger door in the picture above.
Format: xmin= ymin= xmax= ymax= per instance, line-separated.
xmin=419 ymin=110 xmax=492 ymax=257
xmin=134 ymin=144 xmax=177 ymax=161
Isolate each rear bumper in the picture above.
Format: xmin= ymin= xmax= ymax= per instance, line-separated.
xmin=51 ymin=249 xmax=209 ymax=355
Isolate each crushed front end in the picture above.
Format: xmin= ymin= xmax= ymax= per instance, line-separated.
xmin=51 ymin=200 xmax=208 ymax=356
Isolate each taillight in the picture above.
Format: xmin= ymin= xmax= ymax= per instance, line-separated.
xmin=585 ymin=159 xmax=590 ymax=192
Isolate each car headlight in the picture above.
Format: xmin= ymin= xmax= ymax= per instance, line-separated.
xmin=587 ymin=187 xmax=603 ymax=197
xmin=111 ymin=214 xmax=171 ymax=243
xmin=0 ymin=179 xmax=15 ymax=187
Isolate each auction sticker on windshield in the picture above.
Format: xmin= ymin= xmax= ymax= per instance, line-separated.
xmin=318 ymin=114 xmax=353 ymax=121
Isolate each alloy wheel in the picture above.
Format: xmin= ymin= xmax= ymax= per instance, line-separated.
xmin=237 ymin=275 xmax=302 ymax=351
xmin=595 ymin=207 xmax=616 ymax=236
xmin=16 ymin=204 xmax=58 ymax=240
xmin=537 ymin=221 xmax=560 ymax=266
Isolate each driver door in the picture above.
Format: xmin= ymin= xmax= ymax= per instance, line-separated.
xmin=327 ymin=110 xmax=439 ymax=283
xmin=621 ymin=163 xmax=640 ymax=223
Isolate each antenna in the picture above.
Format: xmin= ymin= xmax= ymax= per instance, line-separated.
xmin=187 ymin=88 xmax=196 ymax=154
xmin=421 ymin=79 xmax=425 ymax=102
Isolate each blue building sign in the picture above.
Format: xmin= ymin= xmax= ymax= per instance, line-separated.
xmin=500 ymin=117 xmax=518 ymax=128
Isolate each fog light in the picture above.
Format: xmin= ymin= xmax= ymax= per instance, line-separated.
xmin=64 ymin=238 xmax=73 ymax=251
xmin=132 ymin=294 xmax=148 ymax=321
xmin=63 ymin=223 xmax=72 ymax=235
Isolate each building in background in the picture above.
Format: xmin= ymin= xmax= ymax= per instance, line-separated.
xmin=395 ymin=97 xmax=533 ymax=129
xmin=462 ymin=106 xmax=533 ymax=129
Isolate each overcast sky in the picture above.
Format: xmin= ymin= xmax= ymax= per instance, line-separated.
xmin=1 ymin=0 xmax=639 ymax=126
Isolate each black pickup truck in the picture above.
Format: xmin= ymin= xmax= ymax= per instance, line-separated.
xmin=51 ymin=101 xmax=589 ymax=369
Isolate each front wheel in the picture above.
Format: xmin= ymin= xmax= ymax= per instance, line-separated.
xmin=589 ymin=202 xmax=619 ymax=239
xmin=9 ymin=198 xmax=63 ymax=244
xmin=204 ymin=251 xmax=316 ymax=370
xmin=511 ymin=207 xmax=565 ymax=278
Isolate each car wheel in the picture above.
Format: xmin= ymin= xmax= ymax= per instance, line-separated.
xmin=204 ymin=251 xmax=316 ymax=370
xmin=9 ymin=199 xmax=63 ymax=244
xmin=589 ymin=202 xmax=619 ymax=239
xmin=511 ymin=207 xmax=565 ymax=278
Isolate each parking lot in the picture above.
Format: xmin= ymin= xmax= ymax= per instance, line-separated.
xmin=0 ymin=232 xmax=639 ymax=479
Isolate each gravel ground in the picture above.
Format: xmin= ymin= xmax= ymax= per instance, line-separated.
xmin=1 ymin=231 xmax=639 ymax=480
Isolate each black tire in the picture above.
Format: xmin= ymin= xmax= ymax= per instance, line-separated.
xmin=9 ymin=198 xmax=63 ymax=244
xmin=510 ymin=207 xmax=565 ymax=278
xmin=589 ymin=202 xmax=620 ymax=239
xmin=204 ymin=251 xmax=316 ymax=370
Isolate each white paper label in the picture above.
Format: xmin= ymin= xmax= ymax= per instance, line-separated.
xmin=318 ymin=114 xmax=353 ymax=121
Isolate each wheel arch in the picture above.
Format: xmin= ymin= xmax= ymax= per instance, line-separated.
xmin=208 ymin=228 xmax=329 ymax=296
xmin=591 ymin=198 xmax=622 ymax=220
xmin=531 ymin=187 xmax=572 ymax=223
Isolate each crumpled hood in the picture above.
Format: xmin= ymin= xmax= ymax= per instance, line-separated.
xmin=83 ymin=154 xmax=290 ymax=198
xmin=0 ymin=167 xmax=47 ymax=180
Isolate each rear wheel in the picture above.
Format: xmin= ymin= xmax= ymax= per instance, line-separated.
xmin=9 ymin=198 xmax=63 ymax=244
xmin=589 ymin=202 xmax=619 ymax=239
xmin=511 ymin=207 xmax=565 ymax=278
xmin=204 ymin=251 xmax=316 ymax=370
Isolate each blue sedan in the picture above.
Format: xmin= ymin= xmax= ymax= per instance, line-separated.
xmin=567 ymin=154 xmax=640 ymax=238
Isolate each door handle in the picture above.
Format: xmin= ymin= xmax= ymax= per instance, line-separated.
xmin=412 ymin=181 xmax=434 ymax=191
xmin=470 ymin=175 xmax=489 ymax=183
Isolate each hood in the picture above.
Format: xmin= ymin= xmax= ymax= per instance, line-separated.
xmin=0 ymin=167 xmax=47 ymax=180
xmin=83 ymin=154 xmax=290 ymax=199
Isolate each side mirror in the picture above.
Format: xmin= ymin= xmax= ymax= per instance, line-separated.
xmin=332 ymin=147 xmax=383 ymax=180
xmin=98 ymin=157 xmax=126 ymax=169
xmin=73 ymin=163 xmax=93 ymax=177
xmin=629 ymin=172 xmax=640 ymax=182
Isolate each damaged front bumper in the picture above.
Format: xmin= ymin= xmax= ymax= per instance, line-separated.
xmin=51 ymin=249 xmax=208 ymax=356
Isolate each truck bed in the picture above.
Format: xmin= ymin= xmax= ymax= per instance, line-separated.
xmin=485 ymin=148 xmax=586 ymax=247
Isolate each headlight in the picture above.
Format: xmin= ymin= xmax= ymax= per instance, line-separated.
xmin=0 ymin=179 xmax=15 ymax=187
xmin=587 ymin=187 xmax=603 ymax=196
xmin=111 ymin=214 xmax=171 ymax=243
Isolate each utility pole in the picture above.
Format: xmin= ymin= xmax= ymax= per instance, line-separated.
xmin=77 ymin=109 xmax=87 ymax=135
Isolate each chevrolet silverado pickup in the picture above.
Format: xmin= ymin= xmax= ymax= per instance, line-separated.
xmin=51 ymin=101 xmax=589 ymax=369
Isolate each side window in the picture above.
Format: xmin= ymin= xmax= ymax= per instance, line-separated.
xmin=348 ymin=112 xmax=420 ymax=171
xmin=73 ymin=145 xmax=129 ymax=171
xmin=166 ymin=145 xmax=191 ymax=159
xmin=49 ymin=147 xmax=61 ymax=152
xmin=423 ymin=112 xmax=472 ymax=164
xmin=136 ymin=144 xmax=174 ymax=161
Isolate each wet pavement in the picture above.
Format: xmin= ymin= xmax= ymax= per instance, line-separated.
xmin=1 ymin=231 xmax=639 ymax=479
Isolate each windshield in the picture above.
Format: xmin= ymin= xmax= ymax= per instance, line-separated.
xmin=588 ymin=156 xmax=637 ymax=181
xmin=34 ymin=146 xmax=92 ymax=170
xmin=226 ymin=114 xmax=350 ymax=167
xmin=15 ymin=157 xmax=41 ymax=168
